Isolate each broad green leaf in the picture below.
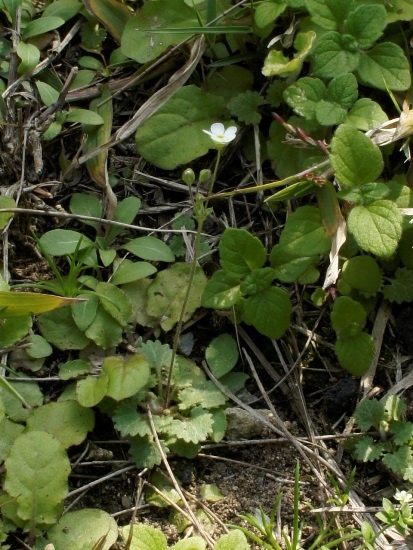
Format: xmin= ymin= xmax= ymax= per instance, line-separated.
xmin=0 ymin=315 xmax=31 ymax=348
xmin=330 ymin=124 xmax=383 ymax=187
xmin=262 ymin=31 xmax=316 ymax=77
xmin=147 ymin=263 xmax=207 ymax=331
xmin=326 ymin=73 xmax=358 ymax=108
xmin=220 ymin=228 xmax=266 ymax=278
xmin=22 ymin=16 xmax=65 ymax=40
xmin=0 ymin=195 xmax=15 ymax=229
xmin=345 ymin=98 xmax=388 ymax=131
xmin=201 ymin=271 xmax=242 ymax=309
xmin=67 ymin=108 xmax=104 ymax=125
xmin=46 ymin=508 xmax=118 ymax=550
xmin=84 ymin=303 xmax=124 ymax=348
xmin=59 ymin=359 xmax=91 ymax=380
xmin=347 ymin=200 xmax=402 ymax=257
xmin=283 ymin=77 xmax=326 ymax=120
xmin=339 ymin=256 xmax=382 ymax=295
xmin=244 ymin=286 xmax=291 ymax=339
xmin=315 ymin=100 xmax=347 ymax=126
xmin=311 ymin=32 xmax=360 ymax=78
xmin=331 ymin=296 xmax=366 ymax=332
xmin=168 ymin=407 xmax=214 ymax=443
xmin=95 ymin=282 xmax=132 ymax=325
xmin=39 ymin=229 xmax=94 ymax=255
xmin=103 ymin=353 xmax=151 ymax=401
xmin=16 ymin=42 xmax=40 ymax=74
xmin=205 ymin=334 xmax=238 ymax=379
xmin=0 ymin=418 xmax=24 ymax=462
xmin=306 ymin=0 xmax=353 ymax=30
xmin=1 ymin=380 xmax=43 ymax=423
xmin=121 ymin=0 xmax=197 ymax=63
xmin=240 ymin=267 xmax=275 ymax=295
xmin=25 ymin=400 xmax=94 ymax=448
xmin=270 ymin=247 xmax=317 ymax=283
xmin=335 ymin=331 xmax=375 ymax=376
xmin=83 ymin=0 xmax=131 ymax=42
xmin=113 ymin=401 xmax=151 ymax=438
xmin=70 ymin=193 xmax=103 ymax=229
xmin=357 ymin=42 xmax=411 ymax=91
xmin=128 ymin=435 xmax=164 ymax=468
xmin=43 ymin=0 xmax=82 ymax=21
xmin=121 ymin=523 xmax=167 ymax=550
xmin=382 ymin=445 xmax=413 ymax=477
xmin=4 ymin=431 xmax=70 ymax=525
xmin=343 ymin=5 xmax=387 ymax=48
xmin=254 ymin=1 xmax=286 ymax=30
xmin=135 ymin=85 xmax=226 ymax=170
xmin=122 ymin=236 xmax=174 ymax=262
xmin=354 ymin=436 xmax=384 ymax=462
xmin=0 ymin=291 xmax=78 ymax=318
xmin=111 ymin=259 xmax=157 ymax=285
xmin=35 ymin=80 xmax=60 ymax=107
xmin=278 ymin=206 xmax=331 ymax=256
xmin=76 ymin=371 xmax=109 ymax=407
xmin=178 ymin=382 xmax=226 ymax=410
xmin=390 ymin=421 xmax=413 ymax=446
xmin=214 ymin=530 xmax=250 ymax=550
xmin=38 ymin=308 xmax=91 ymax=350
xmin=71 ymin=293 xmax=99 ymax=332
xmin=354 ymin=398 xmax=385 ymax=430
xmin=106 ymin=195 xmax=141 ymax=241
xmin=26 ymin=334 xmax=53 ymax=359
xmin=227 ymin=90 xmax=265 ymax=125
xmin=171 ymin=536 xmax=206 ymax=550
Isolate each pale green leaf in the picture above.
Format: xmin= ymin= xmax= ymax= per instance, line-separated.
xmin=113 ymin=401 xmax=151 ymax=437
xmin=111 ymin=260 xmax=157 ymax=285
xmin=354 ymin=436 xmax=384 ymax=462
xmin=382 ymin=445 xmax=413 ymax=477
xmin=128 ymin=435 xmax=164 ymax=468
xmin=201 ymin=271 xmax=242 ymax=309
xmin=262 ymin=31 xmax=316 ymax=77
xmin=66 ymin=108 xmax=104 ymax=125
xmin=0 ymin=418 xmax=24 ymax=462
xmin=16 ymin=42 xmax=40 ymax=74
xmin=339 ymin=256 xmax=382 ymax=294
xmin=39 ymin=229 xmax=94 ymax=255
xmin=26 ymin=334 xmax=53 ymax=359
xmin=354 ymin=398 xmax=385 ymax=430
xmin=103 ymin=353 xmax=151 ymax=401
xmin=4 ymin=431 xmax=70 ymax=525
xmin=214 ymin=530 xmax=250 ymax=550
xmin=38 ymin=308 xmax=90 ymax=350
xmin=84 ymin=304 xmax=123 ymax=348
xmin=283 ymin=77 xmax=326 ymax=120
xmin=22 ymin=16 xmax=65 ymax=39
xmin=331 ymin=296 xmax=366 ymax=332
xmin=121 ymin=523 xmax=167 ymax=550
xmin=69 ymin=193 xmax=102 ymax=228
xmin=345 ymin=98 xmax=388 ymax=131
xmin=0 ymin=196 xmax=15 ymax=229
xmin=205 ymin=334 xmax=238 ymax=378
xmin=0 ymin=315 xmax=31 ymax=348
xmin=76 ymin=371 xmax=109 ymax=407
xmin=178 ymin=381 xmax=227 ymax=410
xmin=122 ymin=236 xmax=174 ymax=262
xmin=35 ymin=80 xmax=60 ymax=107
xmin=1 ymin=380 xmax=43 ymax=423
xmin=168 ymin=407 xmax=214 ymax=443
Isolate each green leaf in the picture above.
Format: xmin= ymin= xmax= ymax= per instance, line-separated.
xmin=335 ymin=331 xmax=375 ymax=376
xmin=0 ymin=195 xmax=15 ymax=229
xmin=384 ymin=394 xmax=407 ymax=420
xmin=244 ymin=286 xmax=291 ymax=339
xmin=270 ymin=246 xmax=317 ymax=283
xmin=205 ymin=334 xmax=238 ymax=378
xmin=201 ymin=271 xmax=242 ymax=309
xmin=353 ymin=436 xmax=384 ymax=462
xmin=330 ymin=124 xmax=383 ymax=188
xmin=339 ymin=256 xmax=382 ymax=295
xmin=326 ymin=73 xmax=358 ymax=108
xmin=25 ymin=400 xmax=94 ymax=448
xmin=311 ymin=32 xmax=360 ymax=78
xmin=140 ymin=339 xmax=173 ymax=371
xmin=46 ymin=508 xmax=118 ymax=550
xmin=262 ymin=31 xmax=316 ymax=77
xmin=26 ymin=334 xmax=53 ymax=359
xmin=354 ymin=398 xmax=385 ymax=430
xmin=347 ymin=200 xmax=402 ymax=257
xmin=178 ymin=381 xmax=227 ymax=410
xmin=278 ymin=206 xmax=331 ymax=256
xmin=168 ymin=407 xmax=214 ymax=443
xmin=129 ymin=435 xmax=164 ymax=468
xmin=39 ymin=308 xmax=90 ymax=350
xmin=106 ymin=196 xmax=141 ymax=241
xmin=35 ymin=80 xmax=60 ymax=107
xmin=95 ymin=281 xmax=132 ymax=325
xmin=43 ymin=0 xmax=82 ymax=21
xmin=83 ymin=0 xmax=131 ymax=43
xmin=390 ymin=421 xmax=413 ymax=446
xmin=219 ymin=228 xmax=266 ymax=278
xmin=147 ymin=263 xmax=207 ymax=331
xmin=135 ymin=85 xmax=226 ymax=170
xmin=240 ymin=267 xmax=275 ymax=295
xmin=283 ymin=77 xmax=326 ymax=120
xmin=84 ymin=304 xmax=123 ymax=348
xmin=254 ymin=1 xmax=286 ymax=30
xmin=39 ymin=229 xmax=94 ymax=256
xmin=1 ymin=380 xmax=43 ymax=423
xmin=306 ymin=0 xmax=353 ymax=30
xmin=59 ymin=359 xmax=91 ymax=380
xmin=357 ymin=42 xmax=411 ymax=91
xmin=315 ymin=100 xmax=347 ymax=126
xmin=111 ymin=259 xmax=157 ymax=285
xmin=76 ymin=371 xmax=109 ymax=407
xmin=382 ymin=445 xmax=413 ymax=477
xmin=4 ymin=431 xmax=70 ymax=525
xmin=121 ymin=0 xmax=197 ymax=63
xmin=22 ymin=16 xmax=65 ymax=40
xmin=66 ymin=108 xmax=104 ymax=125
xmin=171 ymin=536 xmax=206 ymax=550
xmin=227 ymin=90 xmax=265 ymax=125
xmin=122 ymin=236 xmax=174 ymax=262
xmin=71 ymin=293 xmax=99 ymax=332
xmin=0 ymin=418 xmax=24 ymax=462
xmin=331 ymin=296 xmax=366 ymax=332
xmin=343 ymin=5 xmax=387 ymax=48
xmin=121 ymin=523 xmax=167 ymax=550
xmin=113 ymin=401 xmax=151 ymax=438
xmin=345 ymin=98 xmax=388 ymax=131
xmin=16 ymin=42 xmax=40 ymax=74
xmin=214 ymin=530 xmax=250 ymax=550
xmin=0 ymin=315 xmax=31 ymax=348
xmin=103 ymin=354 xmax=151 ymax=401
xmin=70 ymin=193 xmax=102 ymax=229
xmin=383 ymin=267 xmax=413 ymax=303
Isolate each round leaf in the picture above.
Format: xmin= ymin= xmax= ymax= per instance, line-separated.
xmin=205 ymin=334 xmax=238 ymax=378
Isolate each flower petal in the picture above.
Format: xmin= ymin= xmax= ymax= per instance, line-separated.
xmin=210 ymin=122 xmax=225 ymax=135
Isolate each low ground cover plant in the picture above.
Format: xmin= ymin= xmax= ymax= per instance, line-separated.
xmin=1 ymin=0 xmax=413 ymax=547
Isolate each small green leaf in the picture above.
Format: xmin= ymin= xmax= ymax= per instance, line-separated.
xmin=357 ymin=42 xmax=411 ymax=91
xmin=220 ymin=228 xmax=266 ymax=278
xmin=262 ymin=31 xmax=316 ymax=77
xmin=205 ymin=334 xmax=238 ymax=379
xmin=331 ymin=296 xmax=366 ymax=332
xmin=339 ymin=256 xmax=382 ymax=295
xmin=84 ymin=304 xmax=123 ymax=348
xmin=227 ymin=90 xmax=265 ymax=125
xmin=343 ymin=5 xmax=387 ymax=48
xmin=306 ymin=0 xmax=353 ymax=30
xmin=384 ymin=267 xmax=413 ymax=303
xmin=4 ymin=431 xmax=70 ymax=525
xmin=71 ymin=293 xmax=99 ymax=332
xmin=76 ymin=371 xmax=109 ymax=407
xmin=95 ymin=281 xmax=132 ymax=325
xmin=121 ymin=523 xmax=167 ymax=550
xmin=354 ymin=398 xmax=385 ymax=430
xmin=26 ymin=334 xmax=53 ymax=359
xmin=0 ymin=418 xmax=24 ymax=462
xmin=345 ymin=98 xmax=388 ymax=131
xmin=83 ymin=0 xmax=131 ymax=43
xmin=326 ymin=73 xmax=358 ymax=108
xmin=384 ymin=394 xmax=406 ymax=421
xmin=128 ymin=435 xmax=164 ymax=468
xmin=353 ymin=436 xmax=384 ymax=462
xmin=284 ymin=77 xmax=326 ymax=120
xmin=214 ymin=530 xmax=250 ymax=550
xmin=390 ymin=421 xmax=413 ymax=446
xmin=106 ymin=196 xmax=141 ymax=241
xmin=382 ymin=445 xmax=413 ymax=477
xmin=39 ymin=229 xmax=94 ymax=256
xmin=25 ymin=400 xmax=94 ymax=448
xmin=35 ymin=80 xmax=60 ymax=107
xmin=240 ymin=267 xmax=275 ymax=295
xmin=0 ymin=195 xmax=15 ymax=229
xmin=278 ymin=206 xmax=331 ymax=256
xmin=171 ymin=536 xmax=206 ymax=550
xmin=39 ymin=308 xmax=91 ymax=350
xmin=315 ymin=100 xmax=347 ymax=126
xmin=168 ymin=407 xmax=214 ymax=443
xmin=113 ymin=401 xmax=151 ymax=438
xmin=122 ymin=236 xmax=175 ymax=262
xmin=331 ymin=124 xmax=383 ymax=187
xmin=335 ymin=331 xmax=375 ymax=376
xmin=70 ymin=193 xmax=103 ymax=228
xmin=59 ymin=359 xmax=91 ymax=380
xmin=1 ymin=380 xmax=43 ymax=423
xmin=103 ymin=354 xmax=151 ymax=401
xmin=0 ymin=316 xmax=31 ymax=348
xmin=46 ymin=508 xmax=118 ymax=550
xmin=43 ymin=0 xmax=82 ymax=21
xmin=270 ymin=246 xmax=317 ymax=283
xmin=312 ymin=32 xmax=360 ymax=78
xmin=22 ymin=16 xmax=65 ymax=40
xmin=178 ymin=382 xmax=227 ymax=410
xmin=254 ymin=1 xmax=286 ymax=30
xmin=66 ymin=108 xmax=104 ymax=125
xmin=201 ymin=271 xmax=242 ymax=309
xmin=16 ymin=42 xmax=40 ymax=74
xmin=111 ymin=260 xmax=157 ymax=285
xmin=244 ymin=286 xmax=291 ymax=339
xmin=347 ymin=200 xmax=402 ymax=257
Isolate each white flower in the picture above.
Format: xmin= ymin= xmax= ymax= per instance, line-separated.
xmin=203 ymin=122 xmax=237 ymax=145
xmin=394 ymin=490 xmax=413 ymax=504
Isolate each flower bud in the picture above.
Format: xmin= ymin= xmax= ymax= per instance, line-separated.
xmin=182 ymin=168 xmax=195 ymax=185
